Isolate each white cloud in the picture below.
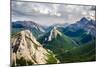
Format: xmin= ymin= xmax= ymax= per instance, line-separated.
xmin=11 ymin=1 xmax=96 ymax=26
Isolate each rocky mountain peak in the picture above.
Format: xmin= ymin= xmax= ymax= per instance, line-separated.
xmin=48 ymin=27 xmax=62 ymax=41
xmin=11 ymin=30 xmax=59 ymax=66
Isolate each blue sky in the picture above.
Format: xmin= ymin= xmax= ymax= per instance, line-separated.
xmin=11 ymin=1 xmax=96 ymax=26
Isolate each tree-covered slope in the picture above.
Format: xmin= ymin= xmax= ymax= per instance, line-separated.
xmin=57 ymin=40 xmax=96 ymax=63
xmin=38 ymin=27 xmax=78 ymax=54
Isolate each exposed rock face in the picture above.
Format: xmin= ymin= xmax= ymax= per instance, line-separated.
xmin=11 ymin=30 xmax=59 ymax=66
xmin=48 ymin=27 xmax=62 ymax=41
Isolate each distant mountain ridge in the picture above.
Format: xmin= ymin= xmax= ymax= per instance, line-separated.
xmin=12 ymin=17 xmax=96 ymax=37
xmin=63 ymin=17 xmax=96 ymax=37
xmin=12 ymin=21 xmax=45 ymax=32
xmin=12 ymin=21 xmax=46 ymax=38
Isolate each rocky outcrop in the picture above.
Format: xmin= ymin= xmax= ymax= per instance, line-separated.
xmin=48 ymin=27 xmax=62 ymax=41
xmin=11 ymin=30 xmax=59 ymax=67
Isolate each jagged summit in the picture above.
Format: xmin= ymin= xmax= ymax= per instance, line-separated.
xmin=11 ymin=30 xmax=59 ymax=66
xmin=48 ymin=27 xmax=62 ymax=41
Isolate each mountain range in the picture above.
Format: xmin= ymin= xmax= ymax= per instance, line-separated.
xmin=11 ymin=17 xmax=96 ymax=66
xmin=12 ymin=21 xmax=46 ymax=38
xmin=63 ymin=17 xmax=96 ymax=37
